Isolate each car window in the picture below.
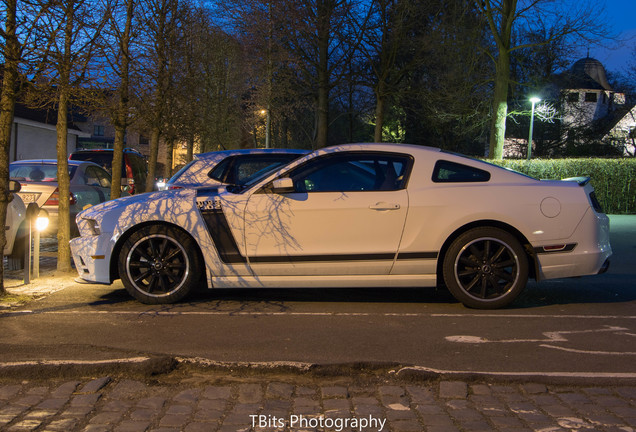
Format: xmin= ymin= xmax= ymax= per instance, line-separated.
xmin=70 ymin=152 xmax=114 ymax=174
xmin=233 ymin=155 xmax=299 ymax=185
xmin=84 ymin=165 xmax=112 ymax=188
xmin=208 ymin=158 xmax=232 ymax=183
xmin=287 ymin=153 xmax=411 ymax=193
xmin=128 ymin=153 xmax=147 ymax=178
xmin=10 ymin=164 xmax=77 ymax=182
xmin=432 ymin=160 xmax=491 ymax=183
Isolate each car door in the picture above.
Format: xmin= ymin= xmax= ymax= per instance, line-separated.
xmin=243 ymin=152 xmax=412 ymax=276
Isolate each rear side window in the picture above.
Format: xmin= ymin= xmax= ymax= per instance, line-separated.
xmin=432 ymin=160 xmax=490 ymax=183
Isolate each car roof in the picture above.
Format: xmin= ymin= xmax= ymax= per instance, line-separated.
xmin=194 ymin=148 xmax=309 ymax=160
xmin=71 ymin=148 xmax=143 ymax=154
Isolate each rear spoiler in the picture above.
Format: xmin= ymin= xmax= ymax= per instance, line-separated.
xmin=562 ymin=176 xmax=591 ymax=186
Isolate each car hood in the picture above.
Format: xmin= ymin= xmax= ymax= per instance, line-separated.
xmin=78 ymin=189 xmax=195 ymax=221
xmin=76 ymin=187 xmax=227 ymax=235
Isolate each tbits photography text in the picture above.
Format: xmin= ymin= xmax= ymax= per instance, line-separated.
xmin=250 ymin=414 xmax=387 ymax=431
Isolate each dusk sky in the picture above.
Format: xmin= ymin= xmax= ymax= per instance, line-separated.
xmin=587 ymin=0 xmax=636 ymax=75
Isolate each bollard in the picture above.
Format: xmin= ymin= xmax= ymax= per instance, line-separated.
xmin=23 ymin=203 xmax=41 ymax=284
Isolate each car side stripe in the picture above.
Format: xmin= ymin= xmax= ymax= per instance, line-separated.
xmin=397 ymin=252 xmax=439 ymax=260
xmin=199 ymin=209 xmax=247 ymax=264
xmin=250 ymin=253 xmax=396 ymax=263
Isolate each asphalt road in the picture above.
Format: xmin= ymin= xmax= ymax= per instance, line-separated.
xmin=1 ymin=216 xmax=635 ymax=380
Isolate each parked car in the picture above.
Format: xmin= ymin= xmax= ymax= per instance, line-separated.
xmin=10 ymin=159 xmax=117 ymax=237
xmin=3 ymin=180 xmax=27 ymax=269
xmin=70 ymin=143 xmax=612 ymax=308
xmin=69 ymin=148 xmax=148 ymax=194
xmin=161 ymin=148 xmax=309 ymax=190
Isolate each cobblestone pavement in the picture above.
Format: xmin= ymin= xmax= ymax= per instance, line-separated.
xmin=1 ymin=374 xmax=635 ymax=432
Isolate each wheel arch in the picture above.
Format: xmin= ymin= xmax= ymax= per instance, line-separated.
xmin=436 ymin=219 xmax=538 ymax=283
xmin=109 ymin=221 xmax=206 ymax=284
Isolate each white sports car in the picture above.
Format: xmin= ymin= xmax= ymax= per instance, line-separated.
xmin=70 ymin=143 xmax=612 ymax=309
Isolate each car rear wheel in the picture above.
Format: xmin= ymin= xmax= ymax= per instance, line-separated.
xmin=443 ymin=227 xmax=528 ymax=309
xmin=118 ymin=224 xmax=201 ymax=304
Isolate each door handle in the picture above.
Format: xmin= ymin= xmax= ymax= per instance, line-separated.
xmin=369 ymin=202 xmax=400 ymax=210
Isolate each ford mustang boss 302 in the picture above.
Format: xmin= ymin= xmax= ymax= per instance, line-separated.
xmin=70 ymin=143 xmax=611 ymax=309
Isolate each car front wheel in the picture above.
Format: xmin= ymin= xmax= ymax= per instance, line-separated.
xmin=443 ymin=227 xmax=528 ymax=309
xmin=118 ymin=224 xmax=201 ymax=304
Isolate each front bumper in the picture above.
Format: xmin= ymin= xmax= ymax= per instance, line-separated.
xmin=70 ymin=233 xmax=114 ymax=284
xmin=536 ymin=208 xmax=612 ymax=280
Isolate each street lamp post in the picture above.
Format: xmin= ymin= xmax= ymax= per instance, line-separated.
xmin=259 ymin=108 xmax=271 ymax=149
xmin=527 ymin=97 xmax=541 ymax=160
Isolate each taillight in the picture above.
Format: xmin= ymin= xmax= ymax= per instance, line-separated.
xmin=44 ymin=188 xmax=77 ymax=206
xmin=169 ymin=185 xmax=183 ymax=190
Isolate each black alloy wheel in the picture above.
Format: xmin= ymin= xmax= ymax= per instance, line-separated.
xmin=118 ymin=224 xmax=201 ymax=304
xmin=443 ymin=227 xmax=529 ymax=309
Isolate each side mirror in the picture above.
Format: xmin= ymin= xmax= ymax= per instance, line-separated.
xmin=9 ymin=179 xmax=21 ymax=193
xmin=271 ymin=178 xmax=295 ymax=194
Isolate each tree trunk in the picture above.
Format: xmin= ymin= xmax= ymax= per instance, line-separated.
xmin=56 ymin=1 xmax=75 ymax=272
xmin=145 ymin=127 xmax=161 ymax=192
xmin=165 ymin=137 xmax=174 ymax=178
xmin=488 ymin=48 xmax=511 ymax=159
xmin=374 ymin=80 xmax=387 ymax=143
xmin=186 ymin=133 xmax=194 ymax=163
xmin=0 ymin=0 xmax=19 ymax=293
xmin=111 ymin=126 xmax=125 ymax=197
xmin=56 ymin=87 xmax=72 ymax=272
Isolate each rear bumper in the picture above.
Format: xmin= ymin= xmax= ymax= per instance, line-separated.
xmin=535 ymin=208 xmax=612 ymax=280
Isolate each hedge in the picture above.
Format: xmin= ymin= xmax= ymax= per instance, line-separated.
xmin=490 ymin=158 xmax=636 ymax=215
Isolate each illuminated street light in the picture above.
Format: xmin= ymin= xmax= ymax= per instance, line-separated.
xmin=35 ymin=209 xmax=49 ymax=232
xmin=527 ymin=96 xmax=541 ymax=160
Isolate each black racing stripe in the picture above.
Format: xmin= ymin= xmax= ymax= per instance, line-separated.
xmin=199 ymin=209 xmax=247 ymax=264
xmin=249 ymin=253 xmax=396 ymax=264
xmin=397 ymin=252 xmax=438 ymax=260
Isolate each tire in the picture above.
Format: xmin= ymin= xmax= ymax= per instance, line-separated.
xmin=118 ymin=224 xmax=201 ymax=304
xmin=442 ymin=227 xmax=528 ymax=309
xmin=7 ymin=224 xmax=27 ymax=270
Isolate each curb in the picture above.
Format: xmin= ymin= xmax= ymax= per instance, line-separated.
xmin=3 ymin=355 xmax=636 ymax=386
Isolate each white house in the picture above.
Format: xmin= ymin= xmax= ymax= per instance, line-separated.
xmin=555 ymin=57 xmax=635 ymax=156
xmin=504 ymin=57 xmax=636 ymax=157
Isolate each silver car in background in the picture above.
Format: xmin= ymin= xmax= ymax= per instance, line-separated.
xmin=9 ymin=159 xmax=116 ymax=237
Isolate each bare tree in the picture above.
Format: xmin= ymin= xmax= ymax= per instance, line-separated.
xmin=0 ymin=0 xmax=20 ymax=293
xmin=30 ymin=0 xmax=108 ymax=271
xmin=356 ymin=0 xmax=420 ymax=143
xmin=102 ymin=0 xmax=136 ymax=199
xmin=135 ymin=0 xmax=183 ymax=189
xmin=475 ymin=0 xmax=607 ymax=159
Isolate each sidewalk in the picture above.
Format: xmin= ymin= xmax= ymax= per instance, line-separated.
xmin=1 ymin=372 xmax=635 ymax=431
xmin=2 ymin=237 xmax=68 ymax=306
